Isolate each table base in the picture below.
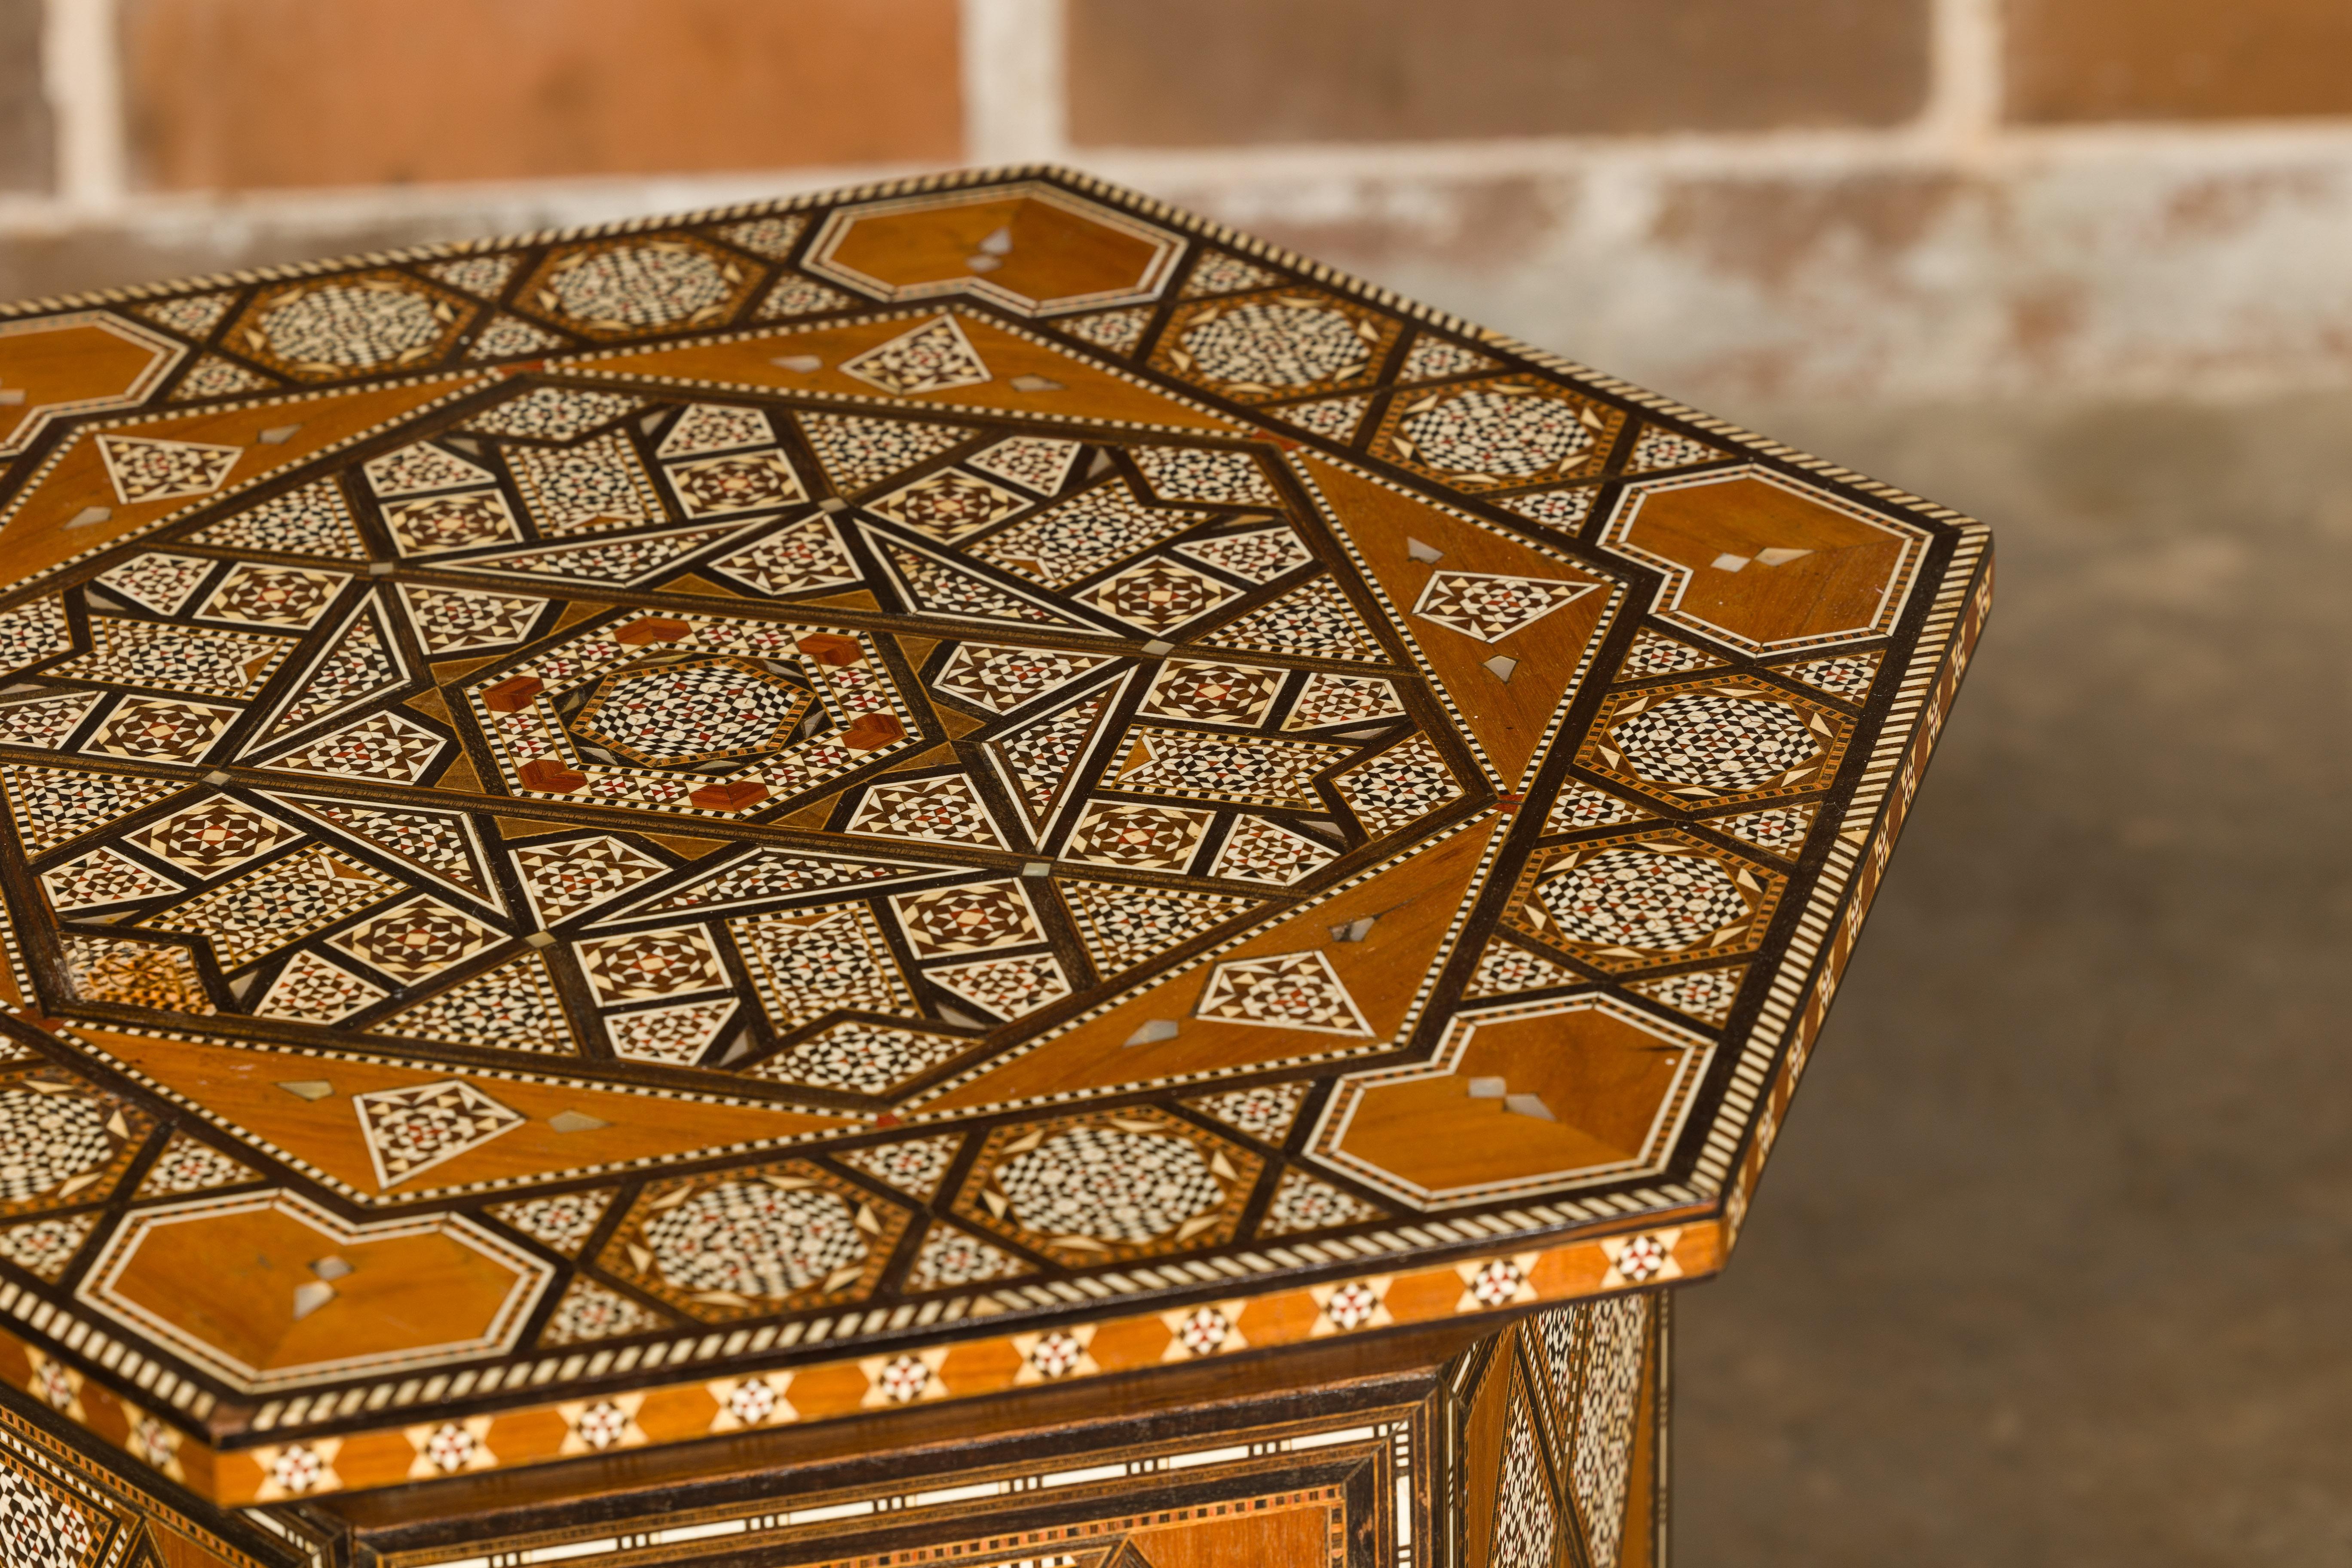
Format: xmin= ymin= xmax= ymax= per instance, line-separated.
xmin=0 ymin=1297 xmax=1669 ymax=1567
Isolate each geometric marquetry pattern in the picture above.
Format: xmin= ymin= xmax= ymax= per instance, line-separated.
xmin=1436 ymin=1296 xmax=1660 ymax=1568
xmin=0 ymin=1382 xmax=282 ymax=1568
xmin=1577 ymin=678 xmax=1853 ymax=809
xmin=76 ymin=1295 xmax=1655 ymax=1568
xmin=231 ymin=1379 xmax=1436 ymax=1568
xmin=955 ymin=1109 xmax=1261 ymax=1268
xmin=1492 ymin=1395 xmax=1557 ymax=1568
xmin=1536 ymin=1294 xmax=1654 ymax=1568
xmin=0 ymin=168 xmax=1981 ymax=1496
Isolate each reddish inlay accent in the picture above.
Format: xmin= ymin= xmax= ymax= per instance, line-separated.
xmin=518 ymin=759 xmax=588 ymax=792
xmin=613 ymin=617 xmax=692 ymax=646
xmin=688 ymin=780 xmax=771 ymax=811
xmin=796 ymin=633 xmax=865 ymax=667
xmin=481 ymin=676 xmax=545 ymax=712
xmin=842 ymin=713 xmax=905 ymax=752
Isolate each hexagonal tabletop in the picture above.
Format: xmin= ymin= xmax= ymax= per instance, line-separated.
xmin=0 ymin=169 xmax=1988 ymax=1504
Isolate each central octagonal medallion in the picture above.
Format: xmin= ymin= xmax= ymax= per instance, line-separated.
xmin=569 ymin=655 xmax=816 ymax=769
xmin=461 ymin=612 xmax=918 ymax=817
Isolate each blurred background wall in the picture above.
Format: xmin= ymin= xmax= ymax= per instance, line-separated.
xmin=6 ymin=0 xmax=2352 ymax=408
xmin=7 ymin=4 xmax=2351 ymax=1564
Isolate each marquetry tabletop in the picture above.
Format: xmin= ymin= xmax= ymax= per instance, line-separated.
xmin=0 ymin=168 xmax=1987 ymax=1540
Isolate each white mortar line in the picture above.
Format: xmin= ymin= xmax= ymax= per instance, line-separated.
xmin=1071 ymin=116 xmax=2352 ymax=188
xmin=961 ymin=0 xmax=1069 ymax=165
xmin=1920 ymin=0 xmax=2004 ymax=164
xmin=0 ymin=164 xmax=935 ymax=241
xmin=42 ymin=0 xmax=127 ymax=213
xmin=5 ymin=111 xmax=2352 ymax=248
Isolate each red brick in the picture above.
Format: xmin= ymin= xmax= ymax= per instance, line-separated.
xmin=1066 ymin=0 xmax=1928 ymax=147
xmin=0 ymin=0 xmax=49 ymax=192
xmin=1648 ymin=172 xmax=1970 ymax=294
xmin=2005 ymin=0 xmax=2352 ymax=122
xmin=119 ymin=0 xmax=963 ymax=192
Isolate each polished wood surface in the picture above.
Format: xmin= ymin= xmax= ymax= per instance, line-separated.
xmin=0 ymin=168 xmax=1986 ymax=1563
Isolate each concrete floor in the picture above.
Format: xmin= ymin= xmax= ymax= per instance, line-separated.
xmin=1669 ymin=395 xmax=2352 ymax=1565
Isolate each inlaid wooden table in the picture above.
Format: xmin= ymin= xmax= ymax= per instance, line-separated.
xmin=0 ymin=170 xmax=1987 ymax=1568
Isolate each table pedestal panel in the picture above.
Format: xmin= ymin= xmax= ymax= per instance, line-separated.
xmin=0 ymin=1299 xmax=1668 ymax=1567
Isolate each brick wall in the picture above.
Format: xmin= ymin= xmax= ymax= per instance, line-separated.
xmin=1065 ymin=0 xmax=1932 ymax=143
xmin=118 ymin=0 xmax=963 ymax=188
xmin=6 ymin=0 xmax=2352 ymax=404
